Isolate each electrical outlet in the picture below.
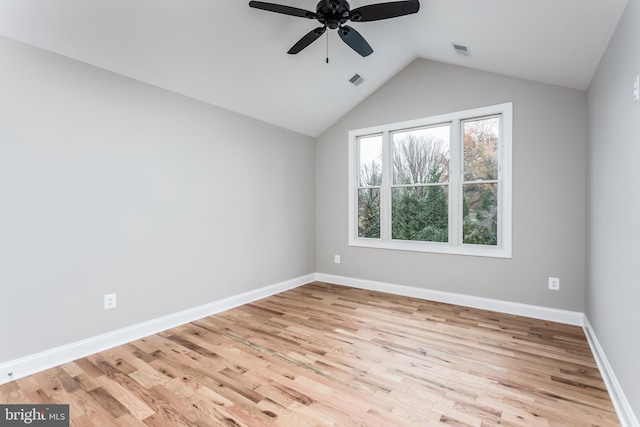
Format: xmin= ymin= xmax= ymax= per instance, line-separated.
xmin=334 ymin=255 xmax=341 ymax=264
xmin=548 ymin=277 xmax=560 ymax=291
xmin=104 ymin=293 xmax=117 ymax=309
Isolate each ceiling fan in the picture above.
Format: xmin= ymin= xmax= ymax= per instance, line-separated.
xmin=249 ymin=0 xmax=420 ymax=57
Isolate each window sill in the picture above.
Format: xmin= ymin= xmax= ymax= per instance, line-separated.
xmin=348 ymin=238 xmax=512 ymax=259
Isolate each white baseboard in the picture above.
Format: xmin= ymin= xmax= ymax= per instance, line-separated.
xmin=315 ymin=273 xmax=585 ymax=326
xmin=2 ymin=272 xmax=636 ymax=427
xmin=583 ymin=317 xmax=639 ymax=427
xmin=0 ymin=273 xmax=315 ymax=385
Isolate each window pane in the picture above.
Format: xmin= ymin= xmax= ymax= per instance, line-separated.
xmin=391 ymin=185 xmax=448 ymax=242
xmin=463 ymin=117 xmax=499 ymax=181
xmin=463 ymin=183 xmax=498 ymax=245
xmin=392 ymin=125 xmax=450 ymax=185
xmin=359 ymin=135 xmax=382 ymax=186
xmin=358 ymin=188 xmax=380 ymax=238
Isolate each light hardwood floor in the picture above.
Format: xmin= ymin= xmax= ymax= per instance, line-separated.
xmin=0 ymin=282 xmax=620 ymax=426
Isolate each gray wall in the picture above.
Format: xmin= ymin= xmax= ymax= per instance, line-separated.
xmin=316 ymin=59 xmax=587 ymax=311
xmin=587 ymin=0 xmax=640 ymax=417
xmin=0 ymin=36 xmax=315 ymax=363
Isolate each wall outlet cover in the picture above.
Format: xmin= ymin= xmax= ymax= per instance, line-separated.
xmin=104 ymin=293 xmax=117 ymax=309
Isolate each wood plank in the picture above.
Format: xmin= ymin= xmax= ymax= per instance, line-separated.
xmin=0 ymin=282 xmax=621 ymax=426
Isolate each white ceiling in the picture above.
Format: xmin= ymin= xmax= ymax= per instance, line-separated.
xmin=0 ymin=0 xmax=628 ymax=137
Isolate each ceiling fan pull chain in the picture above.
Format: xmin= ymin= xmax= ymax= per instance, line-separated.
xmin=326 ymin=31 xmax=329 ymax=63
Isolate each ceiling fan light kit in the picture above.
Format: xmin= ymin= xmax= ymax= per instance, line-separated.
xmin=249 ymin=0 xmax=420 ymax=58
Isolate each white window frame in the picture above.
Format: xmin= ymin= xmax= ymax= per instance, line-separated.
xmin=348 ymin=102 xmax=512 ymax=258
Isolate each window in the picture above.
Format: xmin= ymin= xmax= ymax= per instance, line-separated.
xmin=348 ymin=103 xmax=512 ymax=258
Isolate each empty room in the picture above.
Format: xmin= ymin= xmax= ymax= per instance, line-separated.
xmin=0 ymin=0 xmax=638 ymax=426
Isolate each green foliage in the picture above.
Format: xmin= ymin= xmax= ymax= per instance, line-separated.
xmin=357 ymin=161 xmax=382 ymax=238
xmin=392 ymin=166 xmax=448 ymax=242
xmin=463 ymin=186 xmax=497 ymax=245
xmin=358 ymin=188 xmax=380 ymax=238
xmin=461 ymin=118 xmax=499 ymax=246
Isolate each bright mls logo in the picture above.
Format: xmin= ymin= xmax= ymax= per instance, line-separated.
xmin=0 ymin=405 xmax=69 ymax=426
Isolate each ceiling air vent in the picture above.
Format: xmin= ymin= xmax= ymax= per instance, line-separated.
xmin=452 ymin=43 xmax=471 ymax=57
xmin=349 ymin=73 xmax=365 ymax=86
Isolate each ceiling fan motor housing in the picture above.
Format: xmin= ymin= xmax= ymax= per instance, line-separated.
xmin=316 ymin=0 xmax=351 ymax=29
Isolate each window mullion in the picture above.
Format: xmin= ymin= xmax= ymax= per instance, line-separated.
xmin=449 ymin=120 xmax=461 ymax=247
xmin=381 ymin=131 xmax=392 ymax=242
xmin=496 ymin=114 xmax=504 ymax=248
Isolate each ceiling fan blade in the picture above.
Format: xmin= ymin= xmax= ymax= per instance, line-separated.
xmin=288 ymin=27 xmax=327 ymax=54
xmin=249 ymin=1 xmax=316 ymax=18
xmin=350 ymin=0 xmax=419 ymax=22
xmin=338 ymin=25 xmax=373 ymax=57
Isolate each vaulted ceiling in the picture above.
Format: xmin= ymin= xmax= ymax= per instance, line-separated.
xmin=0 ymin=0 xmax=627 ymax=136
